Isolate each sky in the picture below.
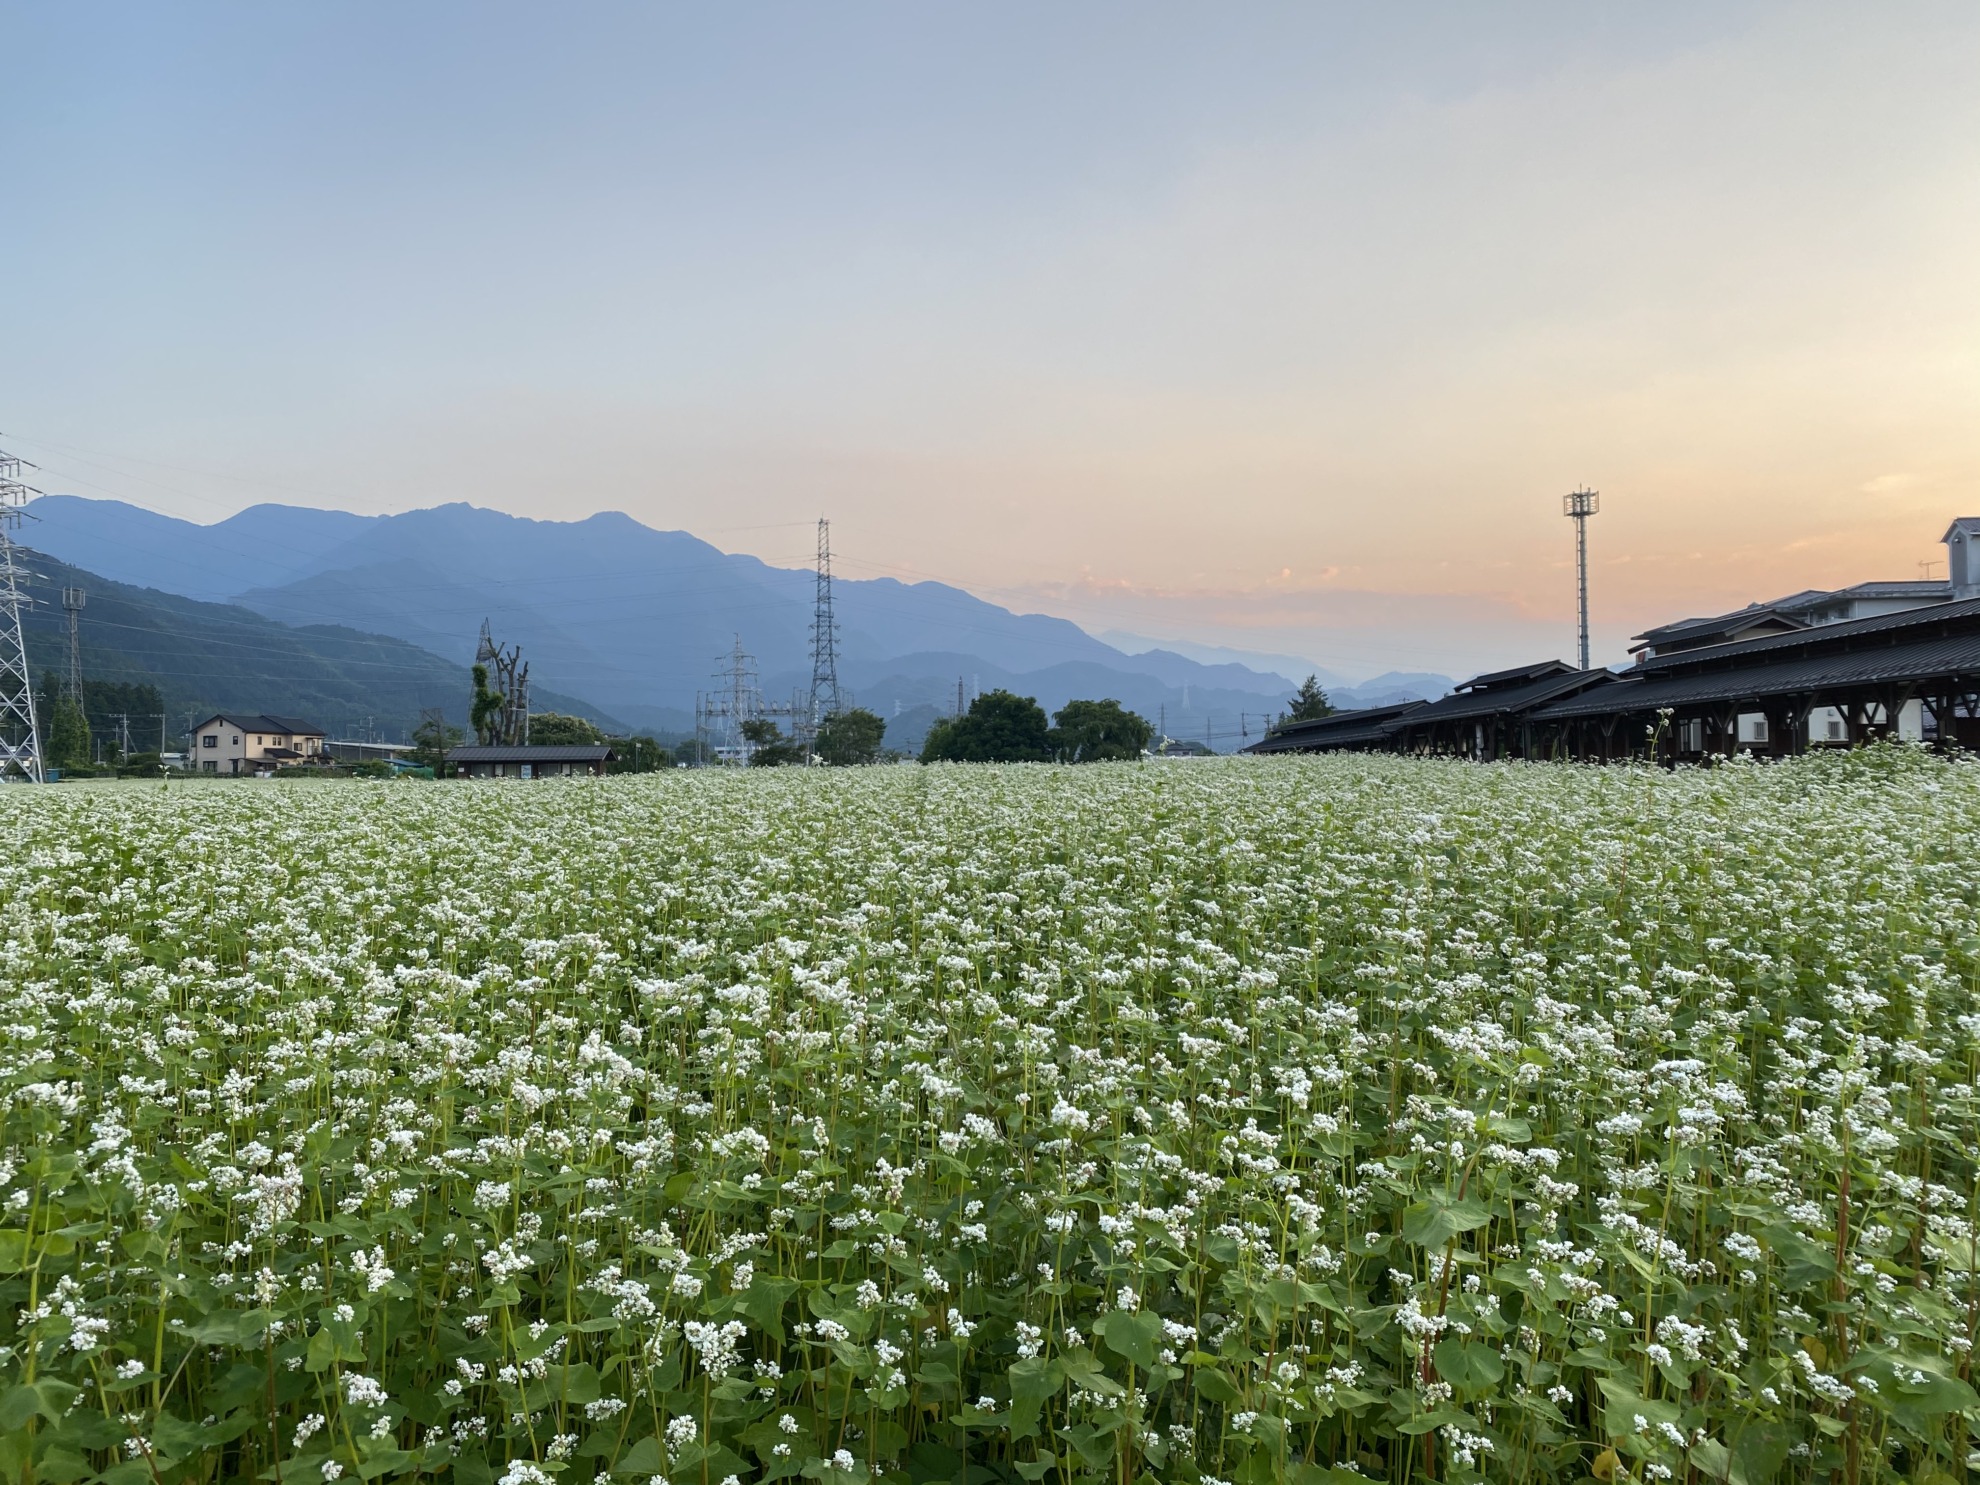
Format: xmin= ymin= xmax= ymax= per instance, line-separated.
xmin=2 ymin=2 xmax=1975 ymax=680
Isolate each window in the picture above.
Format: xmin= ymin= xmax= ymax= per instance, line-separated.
xmin=202 ymin=734 xmax=218 ymax=748
xmin=232 ymin=737 xmax=241 ymax=746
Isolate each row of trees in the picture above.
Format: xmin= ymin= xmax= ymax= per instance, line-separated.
xmin=408 ymin=710 xmax=675 ymax=774
xmin=922 ymin=692 xmax=1152 ymax=763
xmin=36 ymin=674 xmax=169 ymax=775
xmin=740 ymin=707 xmax=888 ymax=767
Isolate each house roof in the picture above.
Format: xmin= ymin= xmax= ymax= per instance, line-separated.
xmin=1943 ymin=517 xmax=1980 ymax=542
xmin=445 ymin=745 xmax=615 ymax=764
xmin=1392 ymin=665 xmax=1610 ymax=728
xmin=1533 ymin=628 xmax=1980 ymax=720
xmin=1243 ymin=701 xmax=1425 ymax=754
xmin=193 ymin=713 xmax=325 ymax=736
xmin=1630 ymin=605 xmax=1805 ymax=651
xmin=1632 ymin=593 xmax=1980 ymax=676
xmin=1458 ymin=659 xmax=1579 ymax=692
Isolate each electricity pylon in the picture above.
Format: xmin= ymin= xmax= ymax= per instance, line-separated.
xmin=0 ymin=446 xmax=43 ymax=781
xmin=804 ymin=518 xmax=842 ymax=752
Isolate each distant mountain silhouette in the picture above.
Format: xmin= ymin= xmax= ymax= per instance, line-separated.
xmin=15 ymin=544 xmax=615 ymax=745
xmin=24 ymin=496 xmax=1387 ymax=749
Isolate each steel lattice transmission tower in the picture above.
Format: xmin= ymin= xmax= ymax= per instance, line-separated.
xmin=694 ymin=633 xmax=799 ymax=764
xmin=62 ymin=586 xmax=85 ymax=702
xmin=1563 ymin=488 xmax=1599 ymax=671
xmin=0 ymin=446 xmax=43 ymax=781
xmin=805 ymin=517 xmax=842 ymax=747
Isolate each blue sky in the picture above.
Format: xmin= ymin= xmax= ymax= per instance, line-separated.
xmin=3 ymin=3 xmax=1975 ymax=677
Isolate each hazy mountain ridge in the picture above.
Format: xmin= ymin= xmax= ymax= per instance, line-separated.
xmin=24 ymin=496 xmax=1429 ymax=748
xmin=14 ymin=545 xmax=616 ymax=744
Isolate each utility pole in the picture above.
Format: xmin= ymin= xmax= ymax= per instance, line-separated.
xmin=804 ymin=517 xmax=842 ymax=754
xmin=0 ymin=445 xmax=44 ymax=781
xmin=1563 ymin=489 xmax=1600 ymax=671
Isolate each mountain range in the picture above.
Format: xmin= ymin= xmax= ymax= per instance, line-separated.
xmin=23 ymin=495 xmax=1451 ymax=749
xmin=14 ymin=545 xmax=612 ymax=745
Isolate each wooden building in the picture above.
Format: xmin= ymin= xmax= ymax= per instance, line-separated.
xmin=444 ymin=744 xmax=615 ymax=778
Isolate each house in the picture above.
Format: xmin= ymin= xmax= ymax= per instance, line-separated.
xmin=189 ymin=714 xmax=326 ymax=775
xmin=444 ymin=744 xmax=615 ymax=779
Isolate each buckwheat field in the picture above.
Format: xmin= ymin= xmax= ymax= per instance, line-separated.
xmin=2 ymin=749 xmax=1976 ymax=1485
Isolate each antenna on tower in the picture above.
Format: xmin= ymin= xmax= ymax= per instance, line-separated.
xmin=0 ymin=445 xmax=44 ymax=781
xmin=805 ymin=518 xmax=842 ymax=755
xmin=1563 ymin=489 xmax=1600 ymax=671
xmin=62 ymin=586 xmax=85 ymax=704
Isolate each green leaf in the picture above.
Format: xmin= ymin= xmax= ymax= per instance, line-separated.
xmin=0 ymin=1230 xmax=27 ymax=1273
xmin=1402 ymin=1193 xmax=1490 ymax=1249
xmin=1008 ymin=1357 xmax=1061 ymax=1440
xmin=1094 ymin=1309 xmax=1162 ymax=1370
xmin=611 ymin=1436 xmax=666 ymax=1475
xmin=0 ymin=1384 xmax=42 ymax=1431
xmin=1192 ymin=1366 xmax=1244 ymax=1405
xmin=1433 ymin=1337 xmax=1505 ymax=1391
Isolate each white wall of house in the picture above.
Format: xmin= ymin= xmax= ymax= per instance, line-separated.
xmin=191 ymin=719 xmax=324 ymax=774
xmin=194 ymin=721 xmax=248 ymax=774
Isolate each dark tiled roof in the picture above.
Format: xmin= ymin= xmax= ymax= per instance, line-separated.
xmin=1394 ymin=666 xmax=1610 ymax=727
xmin=1534 ymin=631 xmax=1980 ymax=720
xmin=1243 ymin=702 xmax=1425 ymax=754
xmin=195 ymin=713 xmax=324 ymax=735
xmin=1459 ymin=659 xmax=1578 ymax=691
xmin=1634 ymin=594 xmax=1980 ymax=675
xmin=1631 ymin=606 xmax=1804 ymax=650
xmin=446 ymin=745 xmax=614 ymax=763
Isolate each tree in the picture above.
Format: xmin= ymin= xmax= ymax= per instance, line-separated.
xmin=920 ymin=690 xmax=1053 ymax=763
xmin=609 ymin=736 xmax=672 ymax=774
xmin=815 ymin=708 xmax=886 ymax=766
xmin=740 ymin=718 xmax=804 ymax=767
xmin=527 ymin=712 xmax=604 ymax=746
xmin=1279 ymin=674 xmax=1333 ymax=726
xmin=470 ymin=664 xmax=505 ymax=746
xmin=1050 ymin=698 xmax=1152 ymax=763
xmin=409 ymin=710 xmax=463 ymax=772
xmin=45 ymin=693 xmax=90 ymax=771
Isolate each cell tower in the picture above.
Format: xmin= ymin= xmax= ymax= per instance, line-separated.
xmin=0 ymin=446 xmax=43 ymax=781
xmin=62 ymin=586 xmax=85 ymax=702
xmin=805 ymin=517 xmax=842 ymax=748
xmin=1563 ymin=489 xmax=1599 ymax=671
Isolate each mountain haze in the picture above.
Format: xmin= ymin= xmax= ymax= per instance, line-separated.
xmin=24 ymin=496 xmax=1443 ymax=746
xmin=15 ymin=546 xmax=614 ymax=745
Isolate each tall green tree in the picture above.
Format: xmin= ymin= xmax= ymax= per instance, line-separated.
xmin=740 ymin=718 xmax=804 ymax=766
xmin=1279 ymin=674 xmax=1334 ymax=726
xmin=469 ymin=663 xmax=504 ymax=745
xmin=608 ymin=736 xmax=672 ymax=773
xmin=409 ymin=713 xmax=463 ymax=771
xmin=527 ymin=712 xmax=604 ymax=745
xmin=44 ymin=693 xmax=91 ymax=771
xmin=815 ymin=708 xmax=887 ymax=766
xmin=1050 ymin=698 xmax=1152 ymax=762
xmin=920 ymin=690 xmax=1054 ymax=763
